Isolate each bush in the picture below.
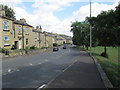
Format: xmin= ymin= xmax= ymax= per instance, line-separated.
xmin=30 ymin=46 xmax=36 ymax=49
xmin=53 ymin=43 xmax=57 ymax=47
xmin=100 ymin=52 xmax=108 ymax=58
xmin=1 ymin=48 xmax=9 ymax=55
xmin=0 ymin=48 xmax=2 ymax=53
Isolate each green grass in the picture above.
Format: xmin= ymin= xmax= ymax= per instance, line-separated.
xmin=90 ymin=46 xmax=119 ymax=88
xmin=78 ymin=46 xmax=119 ymax=88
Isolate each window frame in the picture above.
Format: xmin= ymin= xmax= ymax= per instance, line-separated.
xmin=3 ymin=21 xmax=9 ymax=31
xmin=4 ymin=36 xmax=10 ymax=45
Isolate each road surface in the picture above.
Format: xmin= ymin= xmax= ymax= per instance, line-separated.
xmin=2 ymin=46 xmax=80 ymax=88
xmin=2 ymin=46 xmax=105 ymax=88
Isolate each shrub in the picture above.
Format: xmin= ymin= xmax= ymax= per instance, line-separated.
xmin=100 ymin=52 xmax=108 ymax=58
xmin=30 ymin=46 xmax=36 ymax=49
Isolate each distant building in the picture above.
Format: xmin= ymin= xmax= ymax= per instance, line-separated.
xmin=0 ymin=10 xmax=72 ymax=50
xmin=13 ymin=18 xmax=34 ymax=49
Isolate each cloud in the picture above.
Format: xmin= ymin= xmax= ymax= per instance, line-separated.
xmin=0 ymin=0 xmax=22 ymax=8
xmin=32 ymin=0 xmax=81 ymax=12
xmin=1 ymin=0 xmax=119 ymax=36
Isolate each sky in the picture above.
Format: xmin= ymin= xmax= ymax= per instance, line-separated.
xmin=0 ymin=0 xmax=119 ymax=36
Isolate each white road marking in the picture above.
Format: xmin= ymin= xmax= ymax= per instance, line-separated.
xmin=36 ymin=84 xmax=46 ymax=90
xmin=8 ymin=68 xmax=11 ymax=73
xmin=63 ymin=59 xmax=77 ymax=72
xmin=29 ymin=63 xmax=33 ymax=66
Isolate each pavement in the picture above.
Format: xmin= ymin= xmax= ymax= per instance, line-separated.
xmin=46 ymin=51 xmax=106 ymax=88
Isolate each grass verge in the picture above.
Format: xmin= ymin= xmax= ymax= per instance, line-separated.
xmin=78 ymin=46 xmax=120 ymax=88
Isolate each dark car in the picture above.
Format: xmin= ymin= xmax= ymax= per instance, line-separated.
xmin=63 ymin=45 xmax=67 ymax=49
xmin=53 ymin=47 xmax=59 ymax=51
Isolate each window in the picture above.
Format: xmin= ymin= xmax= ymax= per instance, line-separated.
xmin=26 ymin=27 xmax=28 ymax=32
xmin=4 ymin=36 xmax=9 ymax=41
xmin=3 ymin=21 xmax=9 ymax=30
xmin=4 ymin=36 xmax=10 ymax=45
xmin=26 ymin=38 xmax=28 ymax=45
xmin=18 ymin=26 xmax=21 ymax=33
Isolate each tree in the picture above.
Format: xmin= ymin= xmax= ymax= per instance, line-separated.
xmin=71 ymin=21 xmax=82 ymax=46
xmin=115 ymin=3 xmax=120 ymax=46
xmin=0 ymin=4 xmax=15 ymax=19
xmin=88 ymin=10 xmax=117 ymax=57
xmin=71 ymin=21 xmax=90 ymax=49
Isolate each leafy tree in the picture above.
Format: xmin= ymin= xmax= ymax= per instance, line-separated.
xmin=115 ymin=3 xmax=120 ymax=45
xmin=71 ymin=4 xmax=119 ymax=58
xmin=71 ymin=21 xmax=81 ymax=46
xmin=0 ymin=4 xmax=15 ymax=19
xmin=88 ymin=10 xmax=117 ymax=57
xmin=71 ymin=21 xmax=90 ymax=49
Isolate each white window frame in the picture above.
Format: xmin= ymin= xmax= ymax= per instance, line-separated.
xmin=3 ymin=21 xmax=9 ymax=30
xmin=26 ymin=27 xmax=28 ymax=32
xmin=4 ymin=36 xmax=10 ymax=45
xmin=18 ymin=26 xmax=21 ymax=32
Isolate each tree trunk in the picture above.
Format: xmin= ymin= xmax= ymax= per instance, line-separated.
xmin=104 ymin=46 xmax=107 ymax=56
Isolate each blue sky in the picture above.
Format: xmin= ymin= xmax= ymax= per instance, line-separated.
xmin=15 ymin=1 xmax=114 ymax=21
xmin=15 ymin=1 xmax=115 ymax=19
xmin=1 ymin=0 xmax=118 ymax=36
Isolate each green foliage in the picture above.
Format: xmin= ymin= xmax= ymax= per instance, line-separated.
xmin=71 ymin=21 xmax=90 ymax=47
xmin=0 ymin=4 xmax=15 ymax=19
xmin=30 ymin=46 xmax=36 ymax=49
xmin=53 ymin=43 xmax=57 ymax=47
xmin=89 ymin=46 xmax=119 ymax=88
xmin=71 ymin=4 xmax=120 ymax=56
xmin=115 ymin=4 xmax=120 ymax=45
xmin=0 ymin=47 xmax=2 ymax=53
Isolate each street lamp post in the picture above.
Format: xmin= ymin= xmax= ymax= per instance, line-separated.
xmin=90 ymin=0 xmax=92 ymax=56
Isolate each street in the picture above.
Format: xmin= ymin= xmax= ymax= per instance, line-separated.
xmin=2 ymin=46 xmax=81 ymax=88
xmin=2 ymin=45 xmax=106 ymax=88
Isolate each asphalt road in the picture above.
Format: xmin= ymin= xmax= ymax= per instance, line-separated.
xmin=2 ymin=45 xmax=81 ymax=88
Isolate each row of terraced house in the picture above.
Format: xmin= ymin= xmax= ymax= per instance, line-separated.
xmin=0 ymin=10 xmax=73 ymax=50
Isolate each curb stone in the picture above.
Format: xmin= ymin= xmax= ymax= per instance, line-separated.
xmin=87 ymin=51 xmax=113 ymax=88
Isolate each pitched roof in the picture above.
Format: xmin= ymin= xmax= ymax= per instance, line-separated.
xmin=0 ymin=15 xmax=14 ymax=21
xmin=13 ymin=20 xmax=33 ymax=27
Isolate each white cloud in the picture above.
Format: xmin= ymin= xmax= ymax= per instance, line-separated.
xmin=1 ymin=0 xmax=119 ymax=36
xmin=32 ymin=0 xmax=82 ymax=13
xmin=0 ymin=0 xmax=22 ymax=8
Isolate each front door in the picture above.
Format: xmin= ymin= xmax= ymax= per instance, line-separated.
xmin=15 ymin=41 xmax=18 ymax=49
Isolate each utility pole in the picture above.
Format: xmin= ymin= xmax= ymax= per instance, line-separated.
xmin=90 ymin=0 xmax=92 ymax=56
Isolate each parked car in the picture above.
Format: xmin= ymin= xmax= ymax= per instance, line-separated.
xmin=53 ymin=47 xmax=59 ymax=51
xmin=63 ymin=45 xmax=67 ymax=49
xmin=63 ymin=46 xmax=66 ymax=49
xmin=53 ymin=43 xmax=59 ymax=51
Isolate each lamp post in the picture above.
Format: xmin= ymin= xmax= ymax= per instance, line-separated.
xmin=89 ymin=0 xmax=92 ymax=56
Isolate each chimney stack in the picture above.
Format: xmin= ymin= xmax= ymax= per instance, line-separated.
xmin=0 ymin=10 xmax=5 ymax=16
xmin=20 ymin=18 xmax=26 ymax=23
